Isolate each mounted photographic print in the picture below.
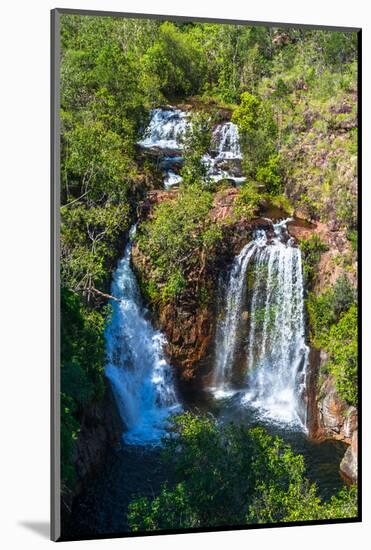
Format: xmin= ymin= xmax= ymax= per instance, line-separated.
xmin=51 ymin=8 xmax=361 ymax=541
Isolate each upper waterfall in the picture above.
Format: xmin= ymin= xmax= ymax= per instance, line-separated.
xmin=138 ymin=107 xmax=245 ymax=188
xmin=212 ymin=220 xmax=309 ymax=430
xmin=212 ymin=122 xmax=242 ymax=160
xmin=138 ymin=108 xmax=187 ymax=152
xmin=105 ymin=226 xmax=180 ymax=445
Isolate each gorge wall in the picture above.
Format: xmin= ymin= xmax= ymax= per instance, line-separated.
xmin=132 ymin=184 xmax=358 ymax=481
xmin=62 ymin=382 xmax=123 ymax=518
xmin=291 ymin=218 xmax=358 ymax=482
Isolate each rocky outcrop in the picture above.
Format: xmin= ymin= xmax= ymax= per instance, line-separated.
xmin=307 ymin=350 xmax=358 ymax=483
xmin=74 ymin=383 xmax=123 ymax=483
xmin=288 ymin=217 xmax=357 ymax=291
xmin=340 ymin=429 xmax=358 ymax=483
xmin=315 ymin=375 xmax=357 ymax=444
xmin=62 ymin=382 xmax=123 ymax=516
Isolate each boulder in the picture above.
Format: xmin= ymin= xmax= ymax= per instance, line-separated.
xmin=340 ymin=430 xmax=358 ymax=483
xmin=316 ymin=376 xmax=357 ymax=443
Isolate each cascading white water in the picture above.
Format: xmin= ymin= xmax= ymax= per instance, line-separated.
xmin=138 ymin=108 xmax=187 ymax=151
xmin=212 ymin=122 xmax=242 ymax=160
xmin=211 ymin=231 xmax=266 ymax=397
xmin=212 ymin=220 xmax=309 ymax=430
xmin=138 ymin=108 xmax=245 ymax=188
xmin=105 ymin=226 xmax=180 ymax=445
xmin=243 ymin=220 xmax=309 ymax=429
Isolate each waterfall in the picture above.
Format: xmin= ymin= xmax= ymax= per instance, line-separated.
xmin=105 ymin=226 xmax=180 ymax=445
xmin=212 ymin=220 xmax=309 ymax=430
xmin=138 ymin=108 xmax=245 ymax=188
xmin=212 ymin=122 xmax=242 ymax=160
xmin=211 ymin=231 xmax=266 ymax=397
xmin=138 ymin=108 xmax=187 ymax=152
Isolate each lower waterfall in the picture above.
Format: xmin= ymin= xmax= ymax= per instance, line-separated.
xmin=212 ymin=220 xmax=309 ymax=430
xmin=211 ymin=231 xmax=267 ymax=397
xmin=105 ymin=226 xmax=180 ymax=445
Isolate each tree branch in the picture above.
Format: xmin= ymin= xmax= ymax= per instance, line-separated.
xmin=61 ymin=190 xmax=90 ymax=209
xmin=87 ymin=286 xmax=121 ymax=303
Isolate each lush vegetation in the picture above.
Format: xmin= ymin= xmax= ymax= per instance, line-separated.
xmin=128 ymin=413 xmax=357 ymax=530
xmin=60 ymin=288 xmax=107 ymax=490
xmin=308 ymin=276 xmax=358 ymax=405
xmin=59 ymin=14 xmax=358 ymax=515
xmin=60 ymin=16 xmax=152 ymax=492
xmin=299 ymin=235 xmax=328 ymax=287
xmin=137 ymin=183 xmax=222 ymax=303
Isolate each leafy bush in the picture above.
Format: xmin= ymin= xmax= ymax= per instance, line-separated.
xmin=61 ymin=117 xmax=135 ymax=204
xmin=232 ymin=91 xmax=261 ymax=133
xmin=268 ymin=193 xmax=294 ymax=215
xmin=234 ymin=181 xmax=262 ymax=220
xmin=327 ymin=305 xmax=358 ymax=405
xmin=256 ymin=154 xmax=283 ymax=195
xmin=307 ymin=275 xmax=357 ymax=348
xmin=137 ymin=183 xmax=222 ymax=303
xmin=128 ymin=413 xmax=357 ymax=531
xmin=297 ymin=194 xmax=320 ymax=221
xmin=299 ymin=235 xmax=328 ymax=286
xmin=142 ymin=22 xmax=206 ymax=98
xmin=335 ymin=189 xmax=358 ymax=229
xmin=61 ymin=204 xmax=130 ymax=292
xmin=232 ymin=92 xmax=278 ymax=178
xmin=347 ymin=229 xmax=358 ymax=252
xmin=180 ymin=112 xmax=212 ymax=186
xmin=307 ymin=276 xmax=357 ymax=406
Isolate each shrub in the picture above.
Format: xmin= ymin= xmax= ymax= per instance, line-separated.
xmin=307 ymin=276 xmax=357 ymax=406
xmin=327 ymin=305 xmax=358 ymax=406
xmin=268 ymin=193 xmax=294 ymax=215
xmin=234 ymin=181 xmax=262 ymax=220
xmin=232 ymin=92 xmax=278 ymax=178
xmin=347 ymin=229 xmax=358 ymax=252
xmin=299 ymin=235 xmax=328 ymax=287
xmin=232 ymin=91 xmax=261 ymax=133
xmin=298 ymin=194 xmax=320 ymax=221
xmin=307 ymin=275 xmax=356 ymax=348
xmin=137 ymin=183 xmax=221 ymax=303
xmin=180 ymin=112 xmax=212 ymax=187
xmin=256 ymin=154 xmax=283 ymax=195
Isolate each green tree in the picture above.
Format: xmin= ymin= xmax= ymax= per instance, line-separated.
xmin=232 ymin=92 xmax=278 ymax=180
xmin=180 ymin=112 xmax=212 ymax=186
xmin=137 ymin=183 xmax=221 ymax=303
xmin=327 ymin=305 xmax=358 ymax=406
xmin=142 ymin=22 xmax=206 ymax=99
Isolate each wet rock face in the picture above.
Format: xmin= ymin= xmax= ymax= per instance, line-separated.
xmin=159 ymin=302 xmax=214 ymax=382
xmin=62 ymin=383 xmax=123 ymax=519
xmin=74 ymin=383 xmax=123 ymax=489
